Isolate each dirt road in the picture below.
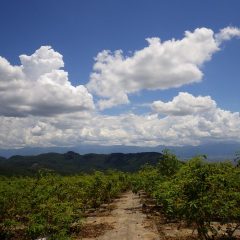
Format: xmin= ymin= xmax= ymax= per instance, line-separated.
xmin=79 ymin=191 xmax=240 ymax=240
xmin=80 ymin=191 xmax=160 ymax=240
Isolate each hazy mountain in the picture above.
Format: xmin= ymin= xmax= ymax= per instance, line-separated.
xmin=0 ymin=142 xmax=239 ymax=160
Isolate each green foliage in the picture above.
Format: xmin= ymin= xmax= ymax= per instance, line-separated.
xmin=131 ymin=150 xmax=181 ymax=194
xmin=0 ymin=171 xmax=129 ymax=239
xmin=235 ymin=151 xmax=240 ymax=167
xmin=157 ymin=149 xmax=182 ymax=177
xmin=131 ymin=164 xmax=162 ymax=195
xmin=132 ymin=152 xmax=240 ymax=240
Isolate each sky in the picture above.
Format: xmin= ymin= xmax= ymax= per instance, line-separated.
xmin=0 ymin=0 xmax=240 ymax=149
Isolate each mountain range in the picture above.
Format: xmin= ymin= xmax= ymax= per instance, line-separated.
xmin=0 ymin=142 xmax=239 ymax=159
xmin=1 ymin=142 xmax=239 ymax=176
xmin=0 ymin=152 xmax=162 ymax=176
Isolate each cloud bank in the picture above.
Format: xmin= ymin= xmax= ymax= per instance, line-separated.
xmin=0 ymin=99 xmax=240 ymax=148
xmin=0 ymin=26 xmax=240 ymax=149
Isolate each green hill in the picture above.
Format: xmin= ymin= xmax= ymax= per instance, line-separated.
xmin=0 ymin=151 xmax=163 ymax=176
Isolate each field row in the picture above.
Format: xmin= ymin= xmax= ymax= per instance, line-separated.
xmin=0 ymin=171 xmax=129 ymax=239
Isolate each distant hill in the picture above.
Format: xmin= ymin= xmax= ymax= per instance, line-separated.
xmin=0 ymin=142 xmax=239 ymax=159
xmin=0 ymin=152 xmax=163 ymax=176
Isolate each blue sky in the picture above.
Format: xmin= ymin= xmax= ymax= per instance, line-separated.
xmin=1 ymin=0 xmax=240 ymax=112
xmin=0 ymin=0 xmax=240 ymax=148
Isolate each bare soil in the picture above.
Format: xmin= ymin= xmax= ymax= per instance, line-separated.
xmin=77 ymin=191 xmax=240 ymax=240
xmin=78 ymin=191 xmax=160 ymax=240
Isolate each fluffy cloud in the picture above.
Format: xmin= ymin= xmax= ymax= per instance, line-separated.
xmin=0 ymin=94 xmax=240 ymax=149
xmin=152 ymin=92 xmax=216 ymax=116
xmin=87 ymin=26 xmax=239 ymax=110
xmin=1 ymin=26 xmax=240 ymax=149
xmin=0 ymin=46 xmax=94 ymax=117
xmin=215 ymin=26 xmax=240 ymax=43
xmin=150 ymin=92 xmax=240 ymax=144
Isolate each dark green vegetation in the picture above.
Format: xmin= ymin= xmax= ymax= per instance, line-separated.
xmin=132 ymin=150 xmax=240 ymax=240
xmin=1 ymin=150 xmax=240 ymax=240
xmin=0 ymin=152 xmax=162 ymax=176
xmin=0 ymin=171 xmax=129 ymax=239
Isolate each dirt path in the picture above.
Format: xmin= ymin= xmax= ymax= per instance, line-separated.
xmin=80 ymin=191 xmax=160 ymax=240
xmin=79 ymin=192 xmax=240 ymax=240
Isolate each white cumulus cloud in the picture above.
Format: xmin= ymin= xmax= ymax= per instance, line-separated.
xmin=215 ymin=26 xmax=240 ymax=44
xmin=87 ymin=26 xmax=240 ymax=110
xmin=0 ymin=94 xmax=240 ymax=149
xmin=0 ymin=26 xmax=240 ymax=149
xmin=152 ymin=92 xmax=216 ymax=116
xmin=0 ymin=46 xmax=94 ymax=117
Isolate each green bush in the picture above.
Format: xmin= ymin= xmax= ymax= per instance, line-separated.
xmin=153 ymin=157 xmax=240 ymax=239
xmin=0 ymin=171 xmax=128 ymax=239
xmin=131 ymin=152 xmax=240 ymax=240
